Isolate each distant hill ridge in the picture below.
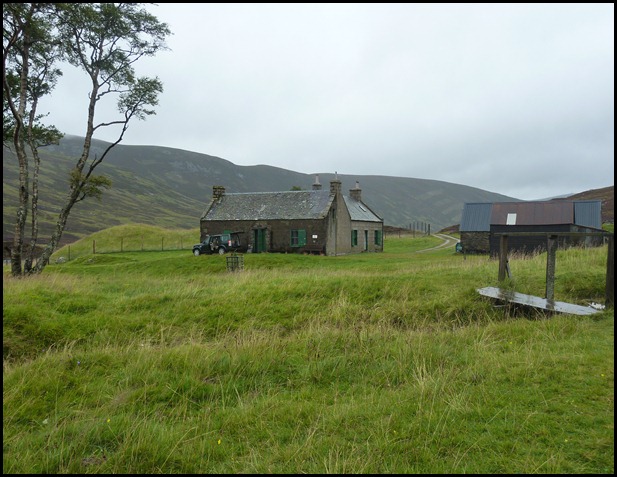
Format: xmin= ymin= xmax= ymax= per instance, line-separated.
xmin=3 ymin=136 xmax=613 ymax=242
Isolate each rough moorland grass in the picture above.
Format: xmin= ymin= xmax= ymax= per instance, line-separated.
xmin=3 ymin=233 xmax=614 ymax=473
xmin=49 ymin=224 xmax=201 ymax=261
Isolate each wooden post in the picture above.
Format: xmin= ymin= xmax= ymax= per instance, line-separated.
xmin=546 ymin=235 xmax=557 ymax=301
xmin=161 ymin=237 xmax=164 ymax=251
xmin=68 ymin=245 xmax=71 ymax=261
xmin=606 ymin=234 xmax=614 ymax=307
xmin=141 ymin=235 xmax=144 ymax=251
xmin=498 ymin=235 xmax=509 ymax=281
xmin=121 ymin=237 xmax=123 ymax=252
xmin=93 ymin=240 xmax=96 ymax=255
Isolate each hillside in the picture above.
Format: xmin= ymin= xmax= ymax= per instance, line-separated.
xmin=3 ymin=135 xmax=611 ymax=242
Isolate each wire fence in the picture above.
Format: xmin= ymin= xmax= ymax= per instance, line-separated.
xmin=383 ymin=228 xmax=432 ymax=238
xmin=53 ymin=236 xmax=194 ymax=262
xmin=5 ymin=230 xmax=439 ymax=265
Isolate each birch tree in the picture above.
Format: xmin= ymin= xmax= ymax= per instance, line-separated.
xmin=3 ymin=3 xmax=170 ymax=276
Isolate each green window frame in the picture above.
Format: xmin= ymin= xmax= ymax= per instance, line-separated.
xmin=290 ymin=229 xmax=306 ymax=247
xmin=374 ymin=230 xmax=382 ymax=246
xmin=351 ymin=229 xmax=358 ymax=246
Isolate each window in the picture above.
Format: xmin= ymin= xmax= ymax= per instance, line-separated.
xmin=351 ymin=229 xmax=358 ymax=246
xmin=374 ymin=230 xmax=382 ymax=246
xmin=290 ymin=229 xmax=306 ymax=247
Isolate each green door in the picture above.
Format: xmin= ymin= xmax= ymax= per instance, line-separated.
xmin=253 ymin=229 xmax=267 ymax=253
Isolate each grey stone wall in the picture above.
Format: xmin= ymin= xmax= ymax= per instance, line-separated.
xmin=350 ymin=221 xmax=384 ymax=253
xmin=202 ymin=219 xmax=328 ymax=254
xmin=460 ymin=231 xmax=490 ymax=254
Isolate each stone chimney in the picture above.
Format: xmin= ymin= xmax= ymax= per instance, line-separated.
xmin=329 ymin=172 xmax=342 ymax=195
xmin=212 ymin=185 xmax=225 ymax=200
xmin=350 ymin=181 xmax=362 ymax=201
xmin=312 ymin=174 xmax=322 ymax=190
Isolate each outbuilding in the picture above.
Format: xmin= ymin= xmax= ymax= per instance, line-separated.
xmin=459 ymin=200 xmax=604 ymax=255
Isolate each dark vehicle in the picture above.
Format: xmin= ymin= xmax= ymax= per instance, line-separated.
xmin=192 ymin=232 xmax=246 ymax=256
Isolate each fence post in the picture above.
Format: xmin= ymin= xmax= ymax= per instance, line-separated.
xmin=141 ymin=236 xmax=144 ymax=251
xmin=545 ymin=235 xmax=558 ymax=301
xmin=498 ymin=235 xmax=509 ymax=282
xmin=121 ymin=237 xmax=123 ymax=253
xmin=161 ymin=237 xmax=164 ymax=251
xmin=93 ymin=240 xmax=96 ymax=255
xmin=68 ymin=245 xmax=71 ymax=261
xmin=606 ymin=234 xmax=614 ymax=307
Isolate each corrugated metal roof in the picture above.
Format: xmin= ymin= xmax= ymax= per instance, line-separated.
xmin=491 ymin=201 xmax=574 ymax=225
xmin=343 ymin=196 xmax=382 ymax=222
xmin=460 ymin=203 xmax=492 ymax=231
xmin=574 ymin=200 xmax=602 ymax=229
xmin=203 ymin=190 xmax=334 ymax=221
xmin=460 ymin=200 xmax=603 ymax=231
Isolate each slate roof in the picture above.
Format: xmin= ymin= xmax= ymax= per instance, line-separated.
xmin=343 ymin=196 xmax=382 ymax=222
xmin=202 ymin=190 xmax=334 ymax=221
xmin=202 ymin=190 xmax=383 ymax=223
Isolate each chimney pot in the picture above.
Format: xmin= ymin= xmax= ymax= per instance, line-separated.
xmin=350 ymin=181 xmax=362 ymax=201
xmin=312 ymin=174 xmax=322 ymax=190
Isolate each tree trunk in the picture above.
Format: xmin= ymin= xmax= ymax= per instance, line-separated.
xmin=33 ymin=194 xmax=78 ymax=273
xmin=10 ymin=141 xmax=29 ymax=277
xmin=24 ymin=144 xmax=41 ymax=274
xmin=7 ymin=7 xmax=32 ymax=277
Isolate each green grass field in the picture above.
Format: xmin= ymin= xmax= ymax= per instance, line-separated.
xmin=3 ymin=228 xmax=614 ymax=473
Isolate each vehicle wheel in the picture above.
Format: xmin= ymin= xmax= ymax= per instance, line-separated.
xmin=218 ymin=247 xmax=226 ymax=255
xmin=193 ymin=249 xmax=200 ymax=256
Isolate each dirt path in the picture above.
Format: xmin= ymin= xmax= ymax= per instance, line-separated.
xmin=415 ymin=233 xmax=459 ymax=253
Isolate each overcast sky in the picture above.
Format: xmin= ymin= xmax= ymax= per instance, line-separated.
xmin=43 ymin=3 xmax=614 ymax=200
